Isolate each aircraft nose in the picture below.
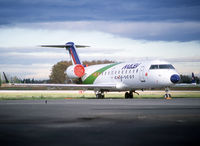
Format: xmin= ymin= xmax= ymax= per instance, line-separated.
xmin=170 ymin=74 xmax=180 ymax=84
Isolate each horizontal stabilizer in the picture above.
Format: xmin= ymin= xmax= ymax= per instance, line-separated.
xmin=41 ymin=45 xmax=90 ymax=48
xmin=41 ymin=42 xmax=89 ymax=65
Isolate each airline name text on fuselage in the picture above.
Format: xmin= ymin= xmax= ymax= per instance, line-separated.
xmin=122 ymin=63 xmax=141 ymax=69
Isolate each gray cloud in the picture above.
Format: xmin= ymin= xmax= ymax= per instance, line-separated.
xmin=0 ymin=47 xmax=67 ymax=65
xmin=0 ymin=46 xmax=121 ymax=65
xmin=166 ymin=57 xmax=200 ymax=63
xmin=1 ymin=0 xmax=200 ymax=41
xmin=16 ymin=21 xmax=200 ymax=41
xmin=0 ymin=0 xmax=200 ymax=25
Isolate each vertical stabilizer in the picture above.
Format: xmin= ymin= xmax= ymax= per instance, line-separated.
xmin=66 ymin=42 xmax=81 ymax=65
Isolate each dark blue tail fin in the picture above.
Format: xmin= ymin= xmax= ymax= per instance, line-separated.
xmin=66 ymin=42 xmax=81 ymax=65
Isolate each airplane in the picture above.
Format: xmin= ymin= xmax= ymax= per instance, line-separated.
xmin=4 ymin=42 xmax=181 ymax=99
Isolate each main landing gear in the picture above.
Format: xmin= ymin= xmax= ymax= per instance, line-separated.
xmin=164 ymin=87 xmax=172 ymax=99
xmin=95 ymin=91 xmax=105 ymax=99
xmin=125 ymin=91 xmax=133 ymax=99
xmin=125 ymin=90 xmax=139 ymax=99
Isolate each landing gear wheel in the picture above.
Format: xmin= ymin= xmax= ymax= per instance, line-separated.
xmin=96 ymin=91 xmax=105 ymax=99
xmin=129 ymin=92 xmax=133 ymax=99
xmin=164 ymin=87 xmax=172 ymax=99
xmin=125 ymin=92 xmax=129 ymax=99
xmin=125 ymin=92 xmax=133 ymax=99
xmin=96 ymin=94 xmax=102 ymax=99
xmin=164 ymin=94 xmax=172 ymax=99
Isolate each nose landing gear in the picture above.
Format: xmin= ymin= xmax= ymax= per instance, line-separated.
xmin=164 ymin=87 xmax=172 ymax=99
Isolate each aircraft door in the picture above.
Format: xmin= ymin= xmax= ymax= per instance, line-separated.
xmin=139 ymin=66 xmax=146 ymax=82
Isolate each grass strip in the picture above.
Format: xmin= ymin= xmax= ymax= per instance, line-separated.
xmin=0 ymin=91 xmax=200 ymax=100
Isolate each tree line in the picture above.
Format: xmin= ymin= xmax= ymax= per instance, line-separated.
xmin=179 ymin=75 xmax=199 ymax=84
xmin=0 ymin=73 xmax=49 ymax=84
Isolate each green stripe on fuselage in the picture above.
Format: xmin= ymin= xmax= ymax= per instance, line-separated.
xmin=83 ymin=63 xmax=120 ymax=84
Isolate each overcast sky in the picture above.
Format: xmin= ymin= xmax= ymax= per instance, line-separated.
xmin=0 ymin=0 xmax=200 ymax=79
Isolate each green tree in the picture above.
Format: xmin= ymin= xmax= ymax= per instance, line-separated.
xmin=196 ymin=76 xmax=200 ymax=84
xmin=179 ymin=74 xmax=200 ymax=84
xmin=179 ymin=75 xmax=192 ymax=83
xmin=49 ymin=61 xmax=72 ymax=83
xmin=11 ymin=76 xmax=21 ymax=83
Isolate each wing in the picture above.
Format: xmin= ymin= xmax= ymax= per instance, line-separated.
xmin=7 ymin=83 xmax=117 ymax=90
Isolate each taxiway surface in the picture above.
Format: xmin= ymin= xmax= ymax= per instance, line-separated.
xmin=0 ymin=98 xmax=200 ymax=146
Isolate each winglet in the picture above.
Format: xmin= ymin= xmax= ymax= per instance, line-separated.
xmin=3 ymin=72 xmax=9 ymax=83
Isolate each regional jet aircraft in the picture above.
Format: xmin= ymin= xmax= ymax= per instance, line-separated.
xmin=7 ymin=42 xmax=181 ymax=99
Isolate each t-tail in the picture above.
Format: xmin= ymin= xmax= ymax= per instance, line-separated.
xmin=41 ymin=42 xmax=89 ymax=65
xmin=66 ymin=42 xmax=81 ymax=65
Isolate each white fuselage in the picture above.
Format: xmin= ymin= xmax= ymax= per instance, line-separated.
xmin=81 ymin=60 xmax=179 ymax=91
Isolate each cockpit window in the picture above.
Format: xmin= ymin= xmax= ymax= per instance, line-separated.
xmin=150 ymin=65 xmax=159 ymax=69
xmin=150 ymin=64 xmax=175 ymax=70
xmin=159 ymin=64 xmax=175 ymax=69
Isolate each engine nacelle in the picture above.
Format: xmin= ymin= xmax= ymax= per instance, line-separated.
xmin=66 ymin=64 xmax=85 ymax=79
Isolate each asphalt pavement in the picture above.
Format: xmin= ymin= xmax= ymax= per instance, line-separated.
xmin=0 ymin=98 xmax=200 ymax=146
